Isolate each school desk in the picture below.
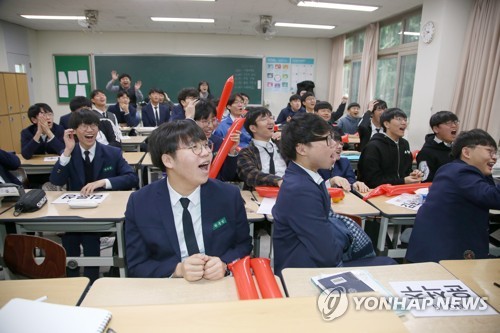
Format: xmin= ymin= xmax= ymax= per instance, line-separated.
xmin=440 ymin=259 xmax=500 ymax=312
xmin=0 ymin=191 xmax=132 ymax=279
xmin=81 ymin=276 xmax=284 ymax=307
xmin=16 ymin=154 xmax=58 ymax=174
xmin=122 ymin=151 xmax=145 ymax=187
xmin=366 ymin=195 xmax=417 ymax=258
xmin=100 ymin=296 xmax=406 ymax=333
xmin=121 ymin=136 xmax=146 ymax=152
xmin=0 ymin=277 xmax=89 ymax=307
xmin=281 ymin=263 xmax=499 ymax=333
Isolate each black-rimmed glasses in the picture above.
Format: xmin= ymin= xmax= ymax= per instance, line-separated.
xmin=177 ymin=141 xmax=214 ymax=155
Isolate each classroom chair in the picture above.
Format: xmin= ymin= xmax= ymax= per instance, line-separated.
xmin=3 ymin=234 xmax=67 ymax=279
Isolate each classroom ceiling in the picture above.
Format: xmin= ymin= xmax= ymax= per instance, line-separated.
xmin=0 ymin=0 xmax=423 ymax=39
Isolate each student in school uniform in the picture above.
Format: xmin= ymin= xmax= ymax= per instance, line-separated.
xmin=319 ymin=127 xmax=369 ymax=193
xmin=358 ymin=108 xmax=423 ymax=189
xmin=141 ymin=88 xmax=170 ymax=127
xmin=21 ymin=103 xmax=65 ymax=160
xmin=300 ymin=92 xmax=316 ymax=113
xmin=60 ymin=96 xmax=91 ymax=130
xmin=358 ymin=99 xmax=387 ymax=151
xmin=0 ymin=149 xmax=21 ymax=185
xmin=272 ymin=113 xmax=394 ymax=276
xmin=125 ymin=120 xmax=252 ymax=279
xmin=170 ymin=88 xmax=199 ymax=121
xmin=106 ymin=70 xmax=144 ymax=107
xmin=50 ymin=109 xmax=138 ymax=282
xmin=198 ymin=81 xmax=214 ymax=101
xmin=406 ymin=129 xmax=500 ymax=262
xmin=314 ymin=101 xmax=335 ymax=124
xmin=275 ymin=94 xmax=305 ymax=125
xmin=237 ymin=107 xmax=287 ymax=189
xmin=417 ymin=111 xmax=460 ymax=182
xmin=336 ymin=102 xmax=362 ymax=135
xmin=107 ymin=91 xmax=140 ymax=127
xmin=213 ymin=93 xmax=252 ymax=148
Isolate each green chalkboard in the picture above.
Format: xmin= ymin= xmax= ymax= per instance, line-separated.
xmin=54 ymin=55 xmax=92 ymax=103
xmin=94 ymin=55 xmax=262 ymax=104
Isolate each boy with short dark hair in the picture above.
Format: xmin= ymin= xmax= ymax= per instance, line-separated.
xmin=141 ymin=88 xmax=170 ymax=127
xmin=170 ymin=88 xmax=199 ymax=121
xmin=417 ymin=111 xmax=459 ymax=182
xmin=314 ymin=101 xmax=334 ymax=123
xmin=275 ymin=94 xmax=305 ymax=124
xmin=107 ymin=91 xmax=140 ymax=127
xmin=407 ymin=129 xmax=500 ymax=262
xmin=125 ymin=120 xmax=252 ymax=279
xmin=106 ymin=70 xmax=143 ymax=107
xmin=300 ymin=92 xmax=316 ymax=113
xmin=336 ymin=102 xmax=361 ymax=134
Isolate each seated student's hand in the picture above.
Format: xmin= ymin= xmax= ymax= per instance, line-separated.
xmin=330 ymin=176 xmax=351 ymax=192
xmin=404 ymin=174 xmax=422 ymax=184
xmin=184 ymin=98 xmax=199 ymax=120
xmin=353 ymin=181 xmax=369 ymax=193
xmin=63 ymin=129 xmax=76 ymax=156
xmin=80 ymin=179 xmax=106 ymax=196
xmin=179 ymin=253 xmax=207 ymax=282
xmin=410 ymin=169 xmax=424 ymax=179
xmin=229 ymin=130 xmax=241 ymax=154
xmin=111 ymin=70 xmax=118 ymax=81
xmin=134 ymin=80 xmax=142 ymax=90
xmin=286 ymin=116 xmax=292 ymax=122
xmin=272 ymin=131 xmax=281 ymax=141
xmin=202 ymin=256 xmax=226 ymax=280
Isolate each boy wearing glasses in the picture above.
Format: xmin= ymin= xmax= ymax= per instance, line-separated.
xmin=213 ymin=93 xmax=252 ymax=148
xmin=417 ymin=111 xmax=460 ymax=182
xmin=272 ymin=113 xmax=393 ymax=275
xmin=50 ymin=109 xmax=138 ymax=282
xmin=21 ymin=103 xmax=65 ymax=160
xmin=125 ymin=120 xmax=252 ymax=280
xmin=237 ymin=107 xmax=286 ymax=189
xmin=358 ymin=108 xmax=423 ymax=189
xmin=407 ymin=129 xmax=500 ymax=262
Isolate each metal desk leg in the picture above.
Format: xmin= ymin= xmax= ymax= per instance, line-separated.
xmin=115 ymin=221 xmax=127 ymax=277
xmin=377 ymin=216 xmax=390 ymax=254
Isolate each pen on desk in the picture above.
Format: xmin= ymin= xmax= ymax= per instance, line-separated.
xmin=494 ymin=282 xmax=500 ymax=288
xmin=34 ymin=296 xmax=48 ymax=302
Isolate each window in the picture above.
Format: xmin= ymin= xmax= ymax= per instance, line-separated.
xmin=375 ymin=57 xmax=397 ymax=104
xmin=397 ymin=54 xmax=417 ymax=113
xmin=344 ymin=30 xmax=364 ymax=101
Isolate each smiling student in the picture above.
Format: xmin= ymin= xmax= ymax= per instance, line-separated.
xmin=417 ymin=111 xmax=460 ymax=182
xmin=125 ymin=120 xmax=252 ymax=279
xmin=336 ymin=102 xmax=362 ymax=134
xmin=213 ymin=93 xmax=252 ymax=148
xmin=407 ymin=129 xmax=500 ymax=262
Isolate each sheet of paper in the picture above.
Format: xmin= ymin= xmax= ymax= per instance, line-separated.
xmin=52 ymin=193 xmax=109 ymax=204
xmin=386 ymin=193 xmax=422 ymax=211
xmin=58 ymin=85 xmax=69 ymax=98
xmin=68 ymin=71 xmax=78 ymax=84
xmin=78 ymin=70 xmax=89 ymax=83
xmin=75 ymin=84 xmax=87 ymax=97
xmin=43 ymin=156 xmax=59 ymax=162
xmin=58 ymin=71 xmax=68 ymax=84
xmin=256 ymin=197 xmax=276 ymax=214
xmin=390 ymin=280 xmax=496 ymax=317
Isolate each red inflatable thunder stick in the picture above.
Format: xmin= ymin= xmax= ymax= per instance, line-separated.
xmin=250 ymin=258 xmax=283 ymax=299
xmin=216 ymin=75 xmax=234 ymax=121
xmin=228 ymin=256 xmax=259 ymax=300
xmin=208 ymin=117 xmax=245 ymax=179
xmin=363 ymin=183 xmax=432 ymax=201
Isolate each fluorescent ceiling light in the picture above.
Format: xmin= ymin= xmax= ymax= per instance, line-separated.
xmin=21 ymin=15 xmax=85 ymax=20
xmin=297 ymin=1 xmax=378 ymax=12
xmin=275 ymin=22 xmax=335 ymax=30
xmin=398 ymin=31 xmax=420 ymax=36
xmin=151 ymin=17 xmax=214 ymax=23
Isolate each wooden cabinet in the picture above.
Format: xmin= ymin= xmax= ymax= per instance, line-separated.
xmin=0 ymin=72 xmax=30 ymax=153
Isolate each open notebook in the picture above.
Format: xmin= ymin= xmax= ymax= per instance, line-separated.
xmin=0 ymin=298 xmax=112 ymax=333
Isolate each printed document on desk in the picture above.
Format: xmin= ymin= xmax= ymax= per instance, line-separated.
xmin=257 ymin=197 xmax=276 ymax=214
xmin=52 ymin=193 xmax=109 ymax=204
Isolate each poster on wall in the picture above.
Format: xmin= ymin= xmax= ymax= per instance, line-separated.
xmin=291 ymin=58 xmax=315 ymax=93
xmin=265 ymin=57 xmax=291 ymax=93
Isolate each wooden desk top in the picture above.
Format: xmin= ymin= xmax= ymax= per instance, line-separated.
xmin=141 ymin=152 xmax=153 ymax=166
xmin=0 ymin=191 xmax=132 ymax=221
xmin=16 ymin=154 xmax=58 ymax=166
xmin=122 ymin=151 xmax=145 ymax=165
xmin=333 ymin=192 xmax=380 ymax=216
xmin=101 ymin=296 xmax=406 ymax=333
xmin=0 ymin=277 xmax=89 ymax=307
xmin=81 ymin=276 xmax=284 ymax=307
xmin=240 ymin=190 xmax=265 ymax=221
xmin=282 ymin=263 xmax=499 ymax=333
xmin=347 ymin=135 xmax=360 ymax=144
xmin=367 ymin=195 xmax=417 ymax=217
xmin=121 ymin=136 xmax=147 ymax=144
xmin=440 ymin=259 xmax=500 ymax=311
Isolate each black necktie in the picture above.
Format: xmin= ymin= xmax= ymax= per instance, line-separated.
xmin=84 ymin=151 xmax=93 ymax=184
xmin=263 ymin=145 xmax=275 ymax=175
xmin=179 ymin=198 xmax=199 ymax=255
xmin=154 ymin=106 xmax=159 ymax=126
xmin=375 ymin=128 xmax=380 ymax=133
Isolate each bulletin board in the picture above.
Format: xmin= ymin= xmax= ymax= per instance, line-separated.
xmin=53 ymin=55 xmax=92 ymax=103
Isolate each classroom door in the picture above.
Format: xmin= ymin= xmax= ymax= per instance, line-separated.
xmin=7 ymin=53 xmax=33 ymax=104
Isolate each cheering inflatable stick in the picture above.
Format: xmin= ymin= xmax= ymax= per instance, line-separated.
xmin=228 ymin=256 xmax=259 ymax=300
xmin=363 ymin=183 xmax=432 ymax=201
xmin=216 ymin=75 xmax=234 ymax=121
xmin=208 ymin=117 xmax=245 ymax=178
xmin=250 ymin=258 xmax=283 ymax=299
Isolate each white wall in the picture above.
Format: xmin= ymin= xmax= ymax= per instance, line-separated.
xmin=408 ymin=0 xmax=474 ymax=149
xmin=31 ymin=31 xmax=332 ymax=120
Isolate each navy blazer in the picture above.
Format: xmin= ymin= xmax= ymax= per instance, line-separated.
xmin=125 ymin=179 xmax=252 ymax=277
xmin=107 ymin=103 xmax=140 ymax=127
xmin=210 ymin=134 xmax=238 ymax=182
xmin=50 ymin=142 xmax=138 ymax=191
xmin=21 ymin=123 xmax=65 ymax=159
xmin=272 ymin=162 xmax=344 ymax=275
xmin=141 ymin=103 xmax=170 ymax=127
xmin=0 ymin=149 xmax=21 ymax=185
xmin=318 ymin=158 xmax=356 ymax=185
xmin=406 ymin=160 xmax=500 ymax=263
xmin=59 ymin=113 xmax=71 ymax=129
